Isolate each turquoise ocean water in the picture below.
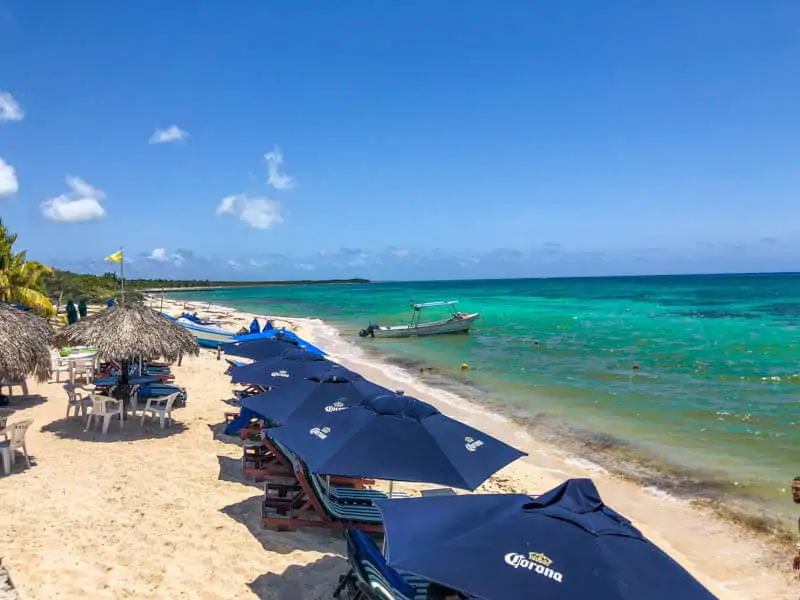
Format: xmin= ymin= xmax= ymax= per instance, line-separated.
xmin=168 ymin=274 xmax=800 ymax=533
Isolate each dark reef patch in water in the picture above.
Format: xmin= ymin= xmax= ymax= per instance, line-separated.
xmin=669 ymin=309 xmax=761 ymax=319
xmin=755 ymin=301 xmax=800 ymax=318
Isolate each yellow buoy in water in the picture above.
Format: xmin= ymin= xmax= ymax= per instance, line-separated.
xmin=461 ymin=363 xmax=469 ymax=371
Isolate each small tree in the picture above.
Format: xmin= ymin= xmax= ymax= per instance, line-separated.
xmin=0 ymin=218 xmax=56 ymax=316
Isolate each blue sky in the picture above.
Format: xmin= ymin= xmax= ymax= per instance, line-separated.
xmin=1 ymin=1 xmax=800 ymax=280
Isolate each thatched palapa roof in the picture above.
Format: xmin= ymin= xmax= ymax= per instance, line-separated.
xmin=0 ymin=302 xmax=54 ymax=382
xmin=53 ymin=302 xmax=199 ymax=363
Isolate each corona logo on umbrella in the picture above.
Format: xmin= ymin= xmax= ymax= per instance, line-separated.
xmin=464 ymin=436 xmax=484 ymax=452
xmin=310 ymin=426 xmax=331 ymax=439
xmin=504 ymin=551 xmax=563 ymax=583
xmin=270 ymin=370 xmax=290 ymax=378
xmin=324 ymin=400 xmax=348 ymax=413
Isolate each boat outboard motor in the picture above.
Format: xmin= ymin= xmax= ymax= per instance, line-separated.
xmin=359 ymin=324 xmax=378 ymax=338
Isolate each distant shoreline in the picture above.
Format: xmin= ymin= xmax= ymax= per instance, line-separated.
xmin=141 ymin=279 xmax=369 ymax=293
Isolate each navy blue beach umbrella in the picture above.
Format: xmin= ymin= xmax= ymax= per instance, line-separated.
xmin=223 ymin=331 xmax=326 ymax=359
xmin=248 ymin=328 xmax=325 ymax=355
xmin=239 ymin=375 xmax=393 ymax=427
xmin=229 ymin=349 xmax=348 ymax=387
xmin=373 ymin=478 xmax=716 ymax=600
xmin=268 ymin=393 xmax=526 ymax=490
xmin=223 ymin=369 xmax=382 ymax=435
xmin=222 ymin=336 xmax=301 ymax=360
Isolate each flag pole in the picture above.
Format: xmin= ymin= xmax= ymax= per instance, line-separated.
xmin=120 ymin=247 xmax=125 ymax=303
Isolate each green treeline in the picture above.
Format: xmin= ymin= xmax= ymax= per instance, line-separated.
xmin=42 ymin=270 xmax=369 ymax=302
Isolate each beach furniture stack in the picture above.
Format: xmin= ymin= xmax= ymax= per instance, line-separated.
xmin=222 ymin=332 xmax=718 ymax=599
xmin=224 ymin=336 xmax=525 ymax=533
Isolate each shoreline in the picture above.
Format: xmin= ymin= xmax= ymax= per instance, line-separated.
xmin=167 ymin=294 xmax=796 ymax=541
xmin=363 ymin=347 xmax=797 ymax=541
xmin=158 ymin=295 xmax=798 ymax=598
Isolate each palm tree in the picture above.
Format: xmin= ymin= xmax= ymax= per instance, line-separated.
xmin=0 ymin=219 xmax=55 ymax=316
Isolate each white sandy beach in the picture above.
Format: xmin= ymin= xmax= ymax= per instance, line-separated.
xmin=0 ymin=298 xmax=795 ymax=599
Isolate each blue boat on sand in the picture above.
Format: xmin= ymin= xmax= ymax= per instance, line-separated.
xmin=165 ymin=312 xmax=317 ymax=350
xmin=170 ymin=316 xmax=238 ymax=348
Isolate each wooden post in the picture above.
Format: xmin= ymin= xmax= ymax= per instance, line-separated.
xmin=216 ymin=345 xmax=222 ymax=361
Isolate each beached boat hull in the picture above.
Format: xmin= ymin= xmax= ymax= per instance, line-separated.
xmin=174 ymin=318 xmax=236 ymax=348
xmin=367 ymin=313 xmax=480 ymax=338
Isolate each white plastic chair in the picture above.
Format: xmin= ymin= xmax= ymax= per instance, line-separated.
xmin=64 ymin=384 xmax=91 ymax=419
xmin=85 ymin=395 xmax=123 ymax=435
xmin=0 ymin=411 xmax=10 ymax=440
xmin=140 ymin=392 xmax=180 ymax=429
xmin=72 ymin=359 xmax=95 ymax=385
xmin=52 ymin=354 xmax=72 ymax=383
xmin=0 ymin=419 xmax=33 ymax=475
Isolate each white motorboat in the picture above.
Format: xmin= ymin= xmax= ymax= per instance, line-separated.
xmin=359 ymin=300 xmax=479 ymax=339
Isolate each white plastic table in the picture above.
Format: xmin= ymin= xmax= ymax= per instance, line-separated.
xmin=59 ymin=350 xmax=99 ymax=384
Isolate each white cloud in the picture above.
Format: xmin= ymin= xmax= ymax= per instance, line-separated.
xmin=228 ymin=259 xmax=241 ymax=270
xmin=296 ymin=263 xmax=314 ymax=271
xmin=216 ymin=194 xmax=283 ymax=229
xmin=0 ymin=157 xmax=18 ymax=197
xmin=264 ymin=146 xmax=293 ymax=190
xmin=249 ymin=258 xmax=273 ymax=267
xmin=348 ymin=251 xmax=373 ymax=267
xmin=0 ymin=92 xmax=24 ymax=122
xmin=149 ymin=125 xmax=189 ymax=144
xmin=41 ymin=176 xmax=106 ymax=222
xmin=149 ymin=248 xmax=184 ymax=266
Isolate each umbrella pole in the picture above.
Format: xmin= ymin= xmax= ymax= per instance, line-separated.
xmin=118 ymin=358 xmax=130 ymax=419
xmin=382 ymin=480 xmax=395 ymax=555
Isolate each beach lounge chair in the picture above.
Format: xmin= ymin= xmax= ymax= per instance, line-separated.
xmin=104 ymin=360 xmax=174 ymax=383
xmin=261 ymin=436 xmax=376 ymax=489
xmin=233 ymin=384 xmax=268 ymax=401
xmin=224 ymin=358 xmax=244 ymax=375
xmin=243 ymin=439 xmax=294 ymax=480
xmin=261 ymin=450 xmax=385 ymax=533
xmin=261 ymin=437 xmax=371 ymax=484
xmin=334 ymin=529 xmax=429 ymax=600
xmin=246 ymin=431 xmax=379 ymax=485
xmin=310 ymin=473 xmax=408 ymax=505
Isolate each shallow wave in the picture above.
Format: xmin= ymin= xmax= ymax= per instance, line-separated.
xmin=313 ymin=318 xmax=797 ymax=539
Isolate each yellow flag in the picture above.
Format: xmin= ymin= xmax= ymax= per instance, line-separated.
xmin=105 ymin=250 xmax=123 ymax=263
